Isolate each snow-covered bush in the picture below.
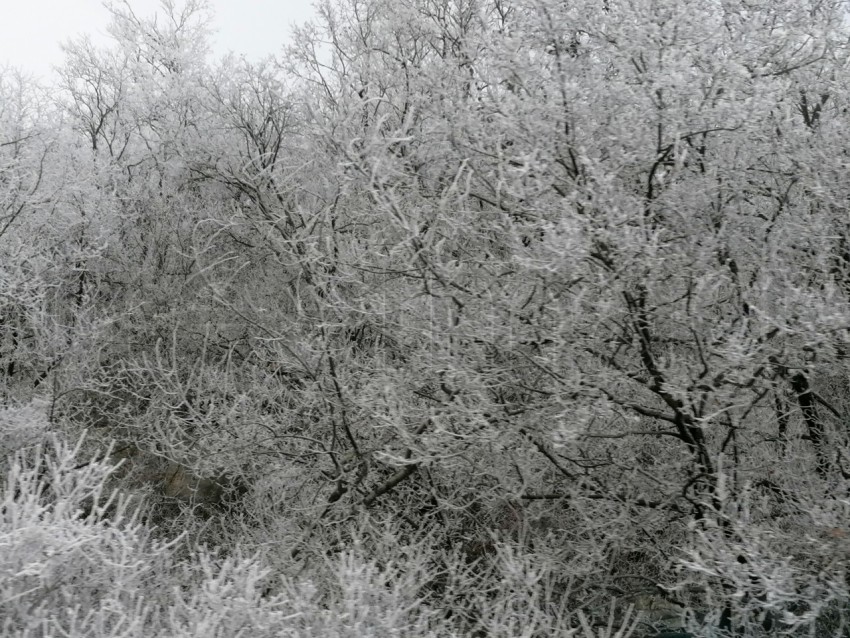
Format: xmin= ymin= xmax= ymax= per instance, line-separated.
xmin=0 ymin=422 xmax=638 ymax=637
xmin=0 ymin=433 xmax=173 ymax=636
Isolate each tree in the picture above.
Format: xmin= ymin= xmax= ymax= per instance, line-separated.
xmin=277 ymin=0 xmax=850 ymax=633
xmin=5 ymin=0 xmax=850 ymax=635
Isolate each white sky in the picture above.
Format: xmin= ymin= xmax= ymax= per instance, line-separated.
xmin=0 ymin=0 xmax=317 ymax=79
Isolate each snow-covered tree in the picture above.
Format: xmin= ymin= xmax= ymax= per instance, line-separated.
xmin=4 ymin=0 xmax=850 ymax=634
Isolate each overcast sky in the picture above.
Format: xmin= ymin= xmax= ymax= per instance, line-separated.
xmin=0 ymin=0 xmax=317 ymax=79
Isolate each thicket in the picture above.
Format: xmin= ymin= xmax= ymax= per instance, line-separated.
xmin=3 ymin=0 xmax=850 ymax=635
